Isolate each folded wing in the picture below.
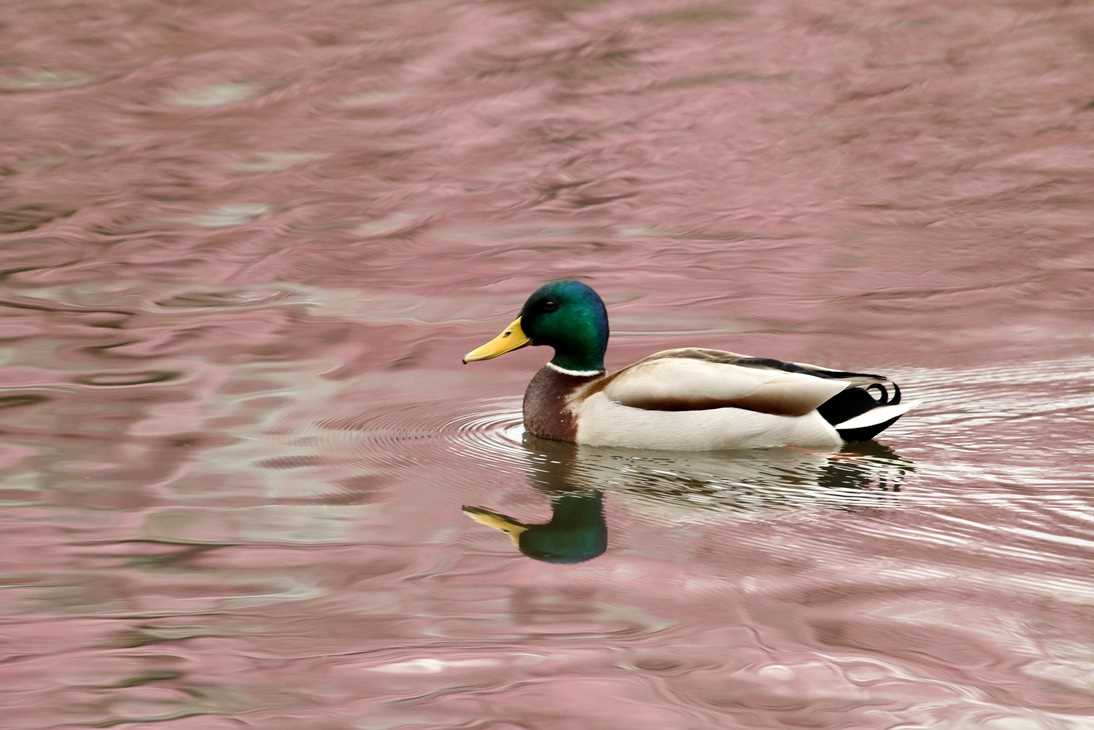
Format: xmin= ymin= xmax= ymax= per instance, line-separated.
xmin=599 ymin=348 xmax=895 ymax=418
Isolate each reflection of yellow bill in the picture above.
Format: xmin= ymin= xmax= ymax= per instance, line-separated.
xmin=462 ymin=506 xmax=528 ymax=545
xmin=463 ymin=317 xmax=530 ymax=363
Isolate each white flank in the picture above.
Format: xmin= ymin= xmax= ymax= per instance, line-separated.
xmin=574 ymin=393 xmax=844 ymax=450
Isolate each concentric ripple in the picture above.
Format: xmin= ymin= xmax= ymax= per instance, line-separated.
xmin=311 ymin=396 xmax=524 ymax=471
xmin=440 ymin=396 xmax=526 ymax=466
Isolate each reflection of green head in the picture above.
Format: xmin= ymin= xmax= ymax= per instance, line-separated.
xmin=462 ymin=491 xmax=607 ymax=564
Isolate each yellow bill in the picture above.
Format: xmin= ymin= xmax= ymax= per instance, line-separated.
xmin=462 ymin=317 xmax=530 ymax=363
xmin=462 ymin=506 xmax=528 ymax=545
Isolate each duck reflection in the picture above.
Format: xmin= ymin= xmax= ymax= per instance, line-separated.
xmin=463 ymin=436 xmax=608 ymax=564
xmin=463 ymin=492 xmax=607 ymax=564
xmin=463 ymin=436 xmax=914 ymax=564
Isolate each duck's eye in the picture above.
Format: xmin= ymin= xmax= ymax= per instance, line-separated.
xmin=542 ymin=299 xmax=559 ymax=312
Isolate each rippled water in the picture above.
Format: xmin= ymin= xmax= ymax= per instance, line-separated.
xmin=3 ymin=0 xmax=1094 ymax=727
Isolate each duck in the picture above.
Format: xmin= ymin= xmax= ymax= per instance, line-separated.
xmin=462 ymin=280 xmax=917 ymax=450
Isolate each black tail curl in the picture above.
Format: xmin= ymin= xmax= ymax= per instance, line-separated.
xmin=865 ymin=382 xmax=901 ymax=406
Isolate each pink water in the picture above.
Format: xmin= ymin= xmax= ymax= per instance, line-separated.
xmin=2 ymin=0 xmax=1094 ymax=727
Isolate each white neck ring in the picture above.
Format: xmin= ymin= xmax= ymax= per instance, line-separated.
xmin=546 ymin=362 xmax=604 ymax=378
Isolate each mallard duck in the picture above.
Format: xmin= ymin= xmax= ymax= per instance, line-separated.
xmin=463 ymin=280 xmax=917 ymax=450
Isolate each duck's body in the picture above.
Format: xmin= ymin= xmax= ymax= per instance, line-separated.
xmin=465 ymin=281 xmax=916 ymax=451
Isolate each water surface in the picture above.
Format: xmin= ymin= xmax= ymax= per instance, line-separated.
xmin=2 ymin=0 xmax=1094 ymax=727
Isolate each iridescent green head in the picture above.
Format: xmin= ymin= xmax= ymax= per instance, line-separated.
xmin=463 ymin=280 xmax=609 ymax=374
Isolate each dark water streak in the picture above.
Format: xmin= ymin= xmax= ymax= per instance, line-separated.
xmin=2 ymin=0 xmax=1094 ymax=728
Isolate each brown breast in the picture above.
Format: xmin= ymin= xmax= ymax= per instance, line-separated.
xmin=522 ymin=367 xmax=601 ymax=442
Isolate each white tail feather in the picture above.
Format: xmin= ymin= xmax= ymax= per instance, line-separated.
xmin=833 ymin=400 xmax=920 ymax=430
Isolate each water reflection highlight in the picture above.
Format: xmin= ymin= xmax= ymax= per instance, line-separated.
xmin=465 ymin=436 xmax=914 ymax=564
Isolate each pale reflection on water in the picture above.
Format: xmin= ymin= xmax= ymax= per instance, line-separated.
xmin=463 ymin=437 xmax=913 ymax=563
xmin=2 ymin=0 xmax=1094 ymax=727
